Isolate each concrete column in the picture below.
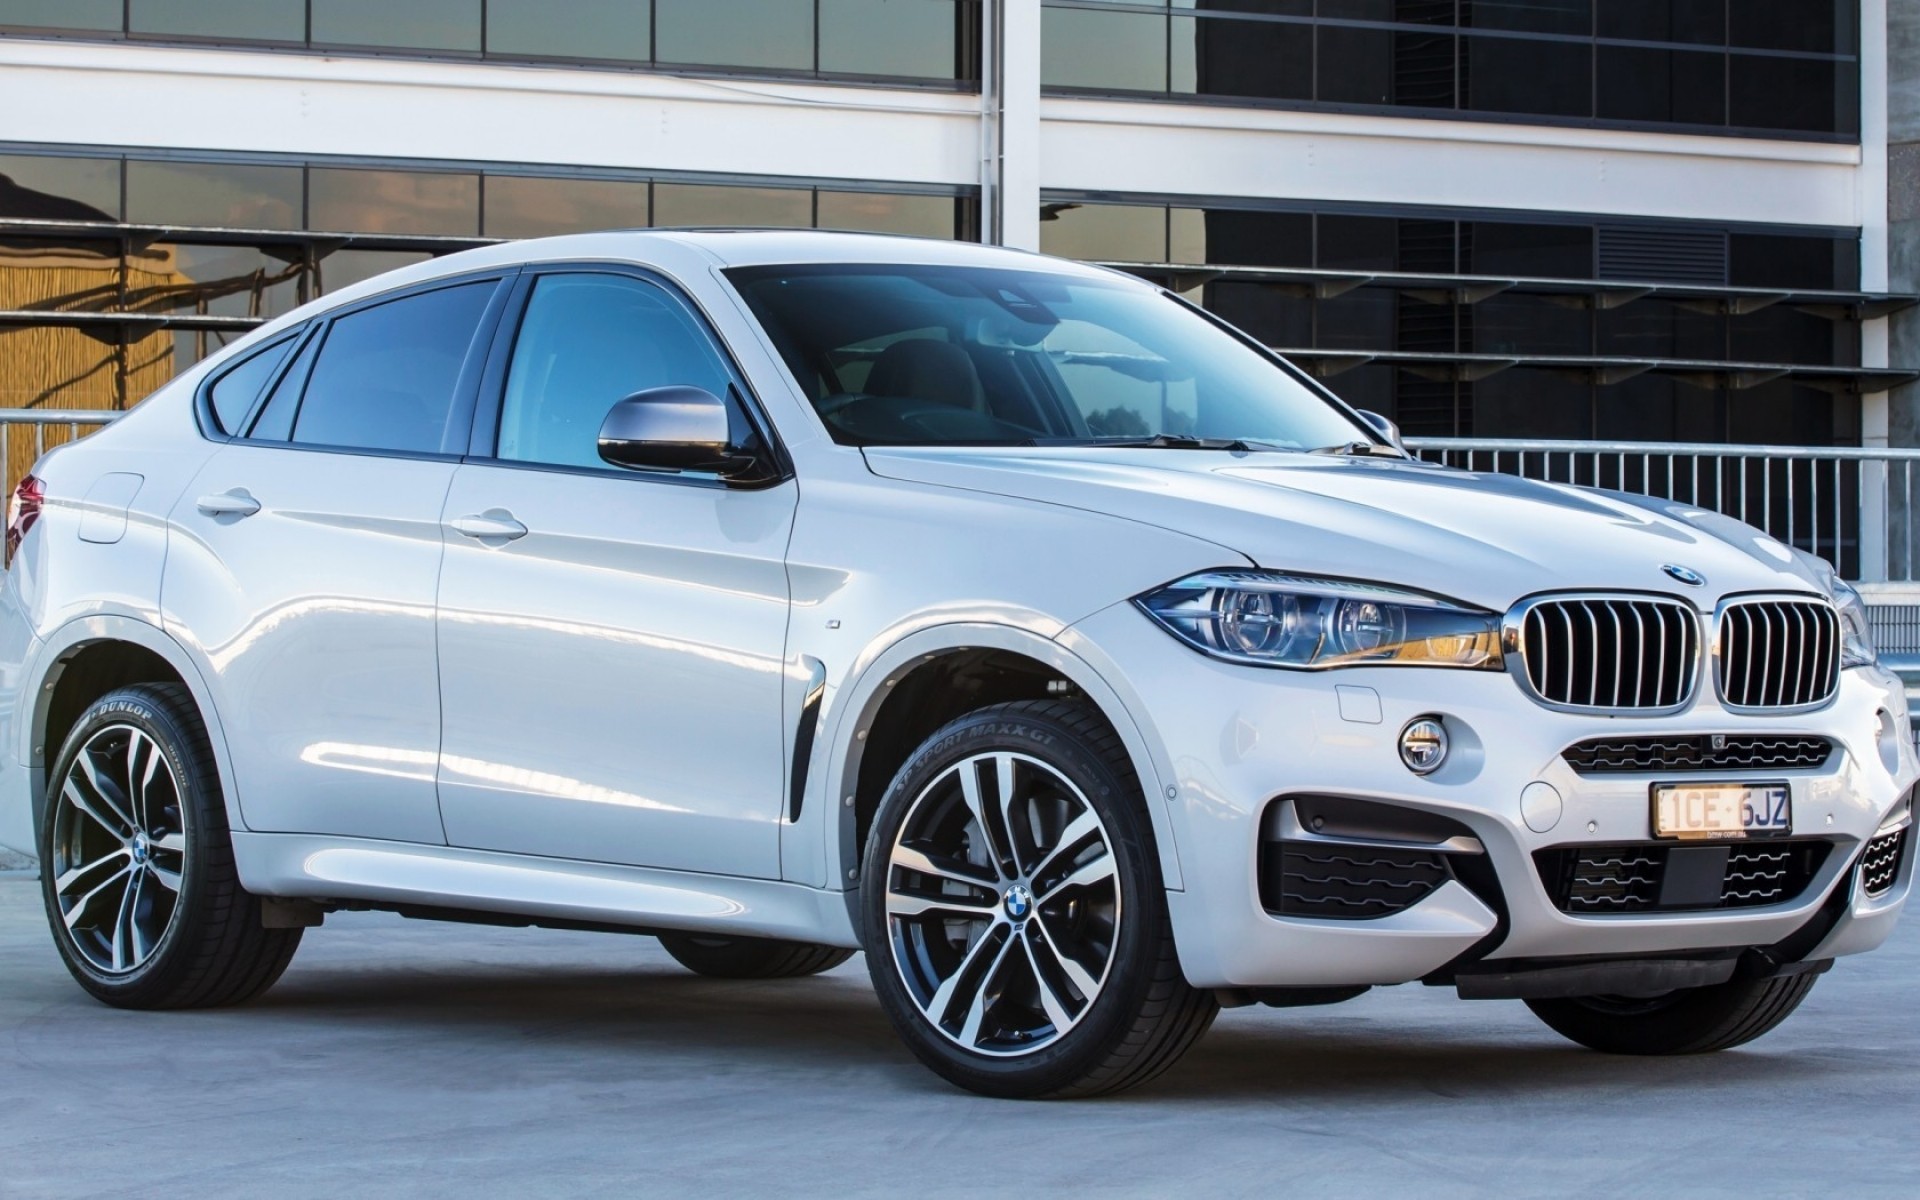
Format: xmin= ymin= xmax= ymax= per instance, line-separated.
xmin=981 ymin=0 xmax=1042 ymax=249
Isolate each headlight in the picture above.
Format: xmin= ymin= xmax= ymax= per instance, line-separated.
xmin=1833 ymin=578 xmax=1878 ymax=669
xmin=1135 ymin=571 xmax=1503 ymax=671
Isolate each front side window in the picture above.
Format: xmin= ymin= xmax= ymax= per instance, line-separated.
xmin=496 ymin=273 xmax=734 ymax=470
xmin=728 ymin=263 xmax=1370 ymax=450
xmin=287 ymin=281 xmax=496 ymax=454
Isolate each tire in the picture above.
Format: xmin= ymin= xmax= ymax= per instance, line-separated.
xmin=861 ymin=699 xmax=1217 ymax=1099
xmin=38 ymin=683 xmax=301 ymax=1009
xmin=657 ymin=933 xmax=854 ymax=979
xmin=1525 ymin=972 xmax=1820 ymax=1055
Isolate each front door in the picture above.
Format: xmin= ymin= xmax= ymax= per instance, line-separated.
xmin=433 ymin=269 xmax=795 ymax=877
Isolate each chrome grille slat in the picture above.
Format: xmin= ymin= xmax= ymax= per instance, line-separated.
xmin=1514 ymin=595 xmax=1699 ymax=712
xmin=1717 ymin=598 xmax=1840 ymax=712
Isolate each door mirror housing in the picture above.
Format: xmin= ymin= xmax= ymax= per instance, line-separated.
xmin=597 ymin=386 xmax=774 ymax=484
xmin=1357 ymin=409 xmax=1408 ymax=454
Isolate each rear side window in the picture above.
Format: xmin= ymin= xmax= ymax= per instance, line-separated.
xmin=287 ymin=281 xmax=496 ymax=455
xmin=205 ymin=335 xmax=297 ymax=435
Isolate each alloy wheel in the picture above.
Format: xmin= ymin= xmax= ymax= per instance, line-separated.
xmin=50 ymin=724 xmax=188 ymax=975
xmin=884 ymin=750 xmax=1121 ymax=1057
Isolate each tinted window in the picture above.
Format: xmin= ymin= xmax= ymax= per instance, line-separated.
xmin=290 ymin=282 xmax=496 ymax=454
xmin=0 ymin=0 xmax=120 ymax=29
xmin=207 ymin=336 xmax=298 ymax=434
xmin=310 ymin=0 xmax=482 ymax=51
xmin=497 ymin=274 xmax=734 ymax=470
xmin=486 ymin=0 xmax=651 ymax=61
xmin=130 ymin=0 xmax=305 ymax=41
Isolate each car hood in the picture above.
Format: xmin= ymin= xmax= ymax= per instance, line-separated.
xmin=860 ymin=446 xmax=1828 ymax=611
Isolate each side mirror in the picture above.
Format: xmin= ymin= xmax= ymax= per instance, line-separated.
xmin=1357 ymin=409 xmax=1408 ymax=454
xmin=597 ymin=386 xmax=773 ymax=483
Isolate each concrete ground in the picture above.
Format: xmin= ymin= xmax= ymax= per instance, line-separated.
xmin=1 ymin=875 xmax=1915 ymax=1199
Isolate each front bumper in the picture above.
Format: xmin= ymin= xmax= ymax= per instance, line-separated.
xmin=1067 ymin=603 xmax=1920 ymax=991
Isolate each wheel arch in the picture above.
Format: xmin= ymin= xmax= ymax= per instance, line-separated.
xmin=22 ymin=616 xmax=241 ymax=845
xmin=822 ymin=623 xmax=1184 ymax=919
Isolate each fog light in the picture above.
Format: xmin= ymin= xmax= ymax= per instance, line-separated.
xmin=1399 ymin=716 xmax=1449 ymax=775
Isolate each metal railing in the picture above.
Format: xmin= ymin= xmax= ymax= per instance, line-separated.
xmin=1407 ymin=438 xmax=1920 ymax=584
xmin=1 ymin=412 xmax=1916 ymax=584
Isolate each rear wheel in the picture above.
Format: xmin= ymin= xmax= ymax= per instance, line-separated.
xmin=862 ymin=700 xmax=1216 ymax=1099
xmin=657 ymin=933 xmax=853 ymax=979
xmin=1526 ymin=972 xmax=1820 ymax=1055
xmin=39 ymin=683 xmax=301 ymax=1009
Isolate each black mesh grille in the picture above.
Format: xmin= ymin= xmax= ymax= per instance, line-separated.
xmin=1519 ymin=597 xmax=1699 ymax=711
xmin=1717 ymin=599 xmax=1841 ymax=711
xmin=1562 ymin=735 xmax=1834 ymax=774
xmin=1536 ymin=842 xmax=1829 ymax=914
xmin=1861 ymin=827 xmax=1908 ymax=898
xmin=1263 ymin=845 xmax=1452 ymax=920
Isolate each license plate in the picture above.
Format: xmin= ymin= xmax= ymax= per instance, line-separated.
xmin=1651 ymin=782 xmax=1791 ymax=840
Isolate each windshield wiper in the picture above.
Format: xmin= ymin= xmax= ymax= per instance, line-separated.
xmin=1038 ymin=434 xmax=1288 ymax=451
xmin=1310 ymin=440 xmax=1408 ymax=459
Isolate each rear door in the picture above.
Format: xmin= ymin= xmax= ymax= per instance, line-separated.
xmin=162 ymin=274 xmax=511 ymax=843
xmin=432 ymin=267 xmax=796 ymax=876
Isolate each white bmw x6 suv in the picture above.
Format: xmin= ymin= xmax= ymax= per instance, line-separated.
xmin=1 ymin=231 xmax=1913 ymax=1098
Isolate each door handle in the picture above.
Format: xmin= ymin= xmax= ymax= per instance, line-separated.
xmin=195 ymin=489 xmax=261 ymax=518
xmin=448 ymin=510 xmax=528 ymax=542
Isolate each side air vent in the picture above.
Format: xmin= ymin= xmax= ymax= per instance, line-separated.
xmin=1514 ymin=595 xmax=1700 ymax=712
xmin=1861 ymin=827 xmax=1908 ymax=899
xmin=1597 ymin=225 xmax=1728 ymax=285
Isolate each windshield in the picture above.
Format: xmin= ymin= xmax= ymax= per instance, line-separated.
xmin=727 ymin=263 xmax=1373 ymax=450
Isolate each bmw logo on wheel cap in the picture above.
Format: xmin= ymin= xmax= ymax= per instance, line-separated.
xmin=1662 ymin=564 xmax=1706 ymax=586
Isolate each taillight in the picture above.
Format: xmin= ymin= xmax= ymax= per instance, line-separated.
xmin=6 ymin=473 xmax=44 ymax=565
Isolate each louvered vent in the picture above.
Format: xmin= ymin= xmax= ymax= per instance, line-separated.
xmin=1597 ymin=225 xmax=1728 ymax=285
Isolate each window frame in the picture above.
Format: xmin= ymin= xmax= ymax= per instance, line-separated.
xmin=229 ymin=267 xmax=520 ymax=462
xmin=464 ymin=262 xmax=793 ymax=490
xmin=192 ymin=326 xmax=309 ymax=442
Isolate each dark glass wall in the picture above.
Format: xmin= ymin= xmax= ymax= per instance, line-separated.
xmin=0 ymin=0 xmax=980 ymax=85
xmin=1041 ymin=0 xmax=1860 ymax=138
xmin=0 ymin=148 xmax=975 ymax=412
xmin=1039 ymin=196 xmax=1863 ymax=444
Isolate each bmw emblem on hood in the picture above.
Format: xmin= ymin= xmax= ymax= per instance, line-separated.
xmin=1662 ymin=564 xmax=1706 ymax=587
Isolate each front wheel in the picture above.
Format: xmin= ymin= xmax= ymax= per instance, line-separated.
xmin=1526 ymin=972 xmax=1820 ymax=1055
xmin=862 ymin=700 xmax=1216 ymax=1099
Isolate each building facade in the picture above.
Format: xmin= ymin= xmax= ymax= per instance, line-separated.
xmin=0 ymin=2 xmax=1912 ymax=501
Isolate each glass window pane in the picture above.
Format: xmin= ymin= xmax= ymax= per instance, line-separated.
xmin=1728 ymin=233 xmax=1849 ymax=291
xmin=1461 ymin=0 xmax=1591 ymax=35
xmin=1597 ymin=0 xmax=1725 ymax=45
xmin=486 ymin=0 xmax=651 ymax=61
xmin=1317 ymin=215 xmax=1397 ymax=271
xmin=1316 ymin=25 xmax=1395 ymax=106
xmin=0 ymin=154 xmax=120 ymax=220
xmin=1729 ymin=54 xmax=1856 ymax=135
xmin=0 ymin=238 xmax=120 ymax=311
xmin=1466 ymin=221 xmax=1593 ymax=278
xmin=312 ymin=0 xmax=482 ymax=52
xmin=0 ymin=324 xmax=124 ymax=413
xmin=1187 ymin=14 xmax=1311 ymax=100
xmin=1039 ymin=203 xmax=1166 ymax=262
xmin=0 ymin=1 xmax=121 ymax=30
xmin=314 ymin=249 xmax=434 ymax=295
xmin=499 ymin=274 xmax=733 ymax=469
xmin=1169 ymin=207 xmax=1207 ymax=263
xmin=1473 ymin=369 xmax=1592 ymax=438
xmin=1315 ymin=290 xmax=1396 ymax=350
xmin=1730 ymin=0 xmax=1852 ymax=54
xmin=1043 ymin=7 xmax=1166 ymax=91
xmin=816 ymin=191 xmax=957 ymax=238
xmin=483 ymin=175 xmax=650 ymax=238
xmin=1472 ymin=295 xmax=1592 ymax=355
xmin=1207 ymin=281 xmax=1312 ymax=346
xmin=1597 ymin=45 xmax=1725 ymax=125
xmin=1202 ymin=209 xmax=1311 ymax=267
xmin=131 ymin=243 xmax=305 ymax=321
xmin=207 ymin=336 xmax=298 ymax=434
xmin=1318 ymin=0 xmax=1448 ymax=22
xmin=310 ymin=168 xmax=481 ymax=236
xmin=130 ymin=0 xmax=305 ymax=41
xmin=293 ymin=281 xmax=496 ymax=453
xmin=1461 ymin=33 xmax=1591 ymax=117
xmin=652 ymin=183 xmax=812 ymax=228
xmin=126 ymin=160 xmax=303 ymax=230
xmin=655 ymin=0 xmax=813 ymax=70
xmin=819 ymin=0 xmax=958 ymax=79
